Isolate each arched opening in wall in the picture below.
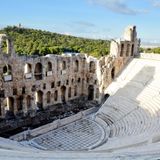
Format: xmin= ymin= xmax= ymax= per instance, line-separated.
xmin=82 ymin=78 xmax=85 ymax=93
xmin=66 ymin=79 xmax=69 ymax=85
xmin=3 ymin=64 xmax=12 ymax=81
xmin=17 ymin=96 xmax=23 ymax=111
xmin=4 ymin=97 xmax=15 ymax=119
xmin=26 ymin=95 xmax=31 ymax=110
xmin=104 ymin=93 xmax=110 ymax=100
xmin=83 ymin=58 xmax=86 ymax=69
xmin=0 ymin=102 xmax=1 ymax=116
xmin=3 ymin=65 xmax=12 ymax=75
xmin=46 ymin=62 xmax=52 ymax=76
xmin=57 ymin=60 xmax=59 ymax=72
xmin=43 ymin=83 xmax=46 ymax=90
xmin=22 ymin=87 xmax=25 ymax=94
xmin=0 ymin=90 xmax=4 ymax=98
xmin=47 ymin=62 xmax=52 ymax=71
xmin=126 ymin=44 xmax=130 ymax=56
xmin=24 ymin=63 xmax=32 ymax=74
xmin=2 ymin=98 xmax=7 ymax=116
xmin=87 ymin=77 xmax=89 ymax=83
xmin=75 ymin=60 xmax=79 ymax=72
xmin=34 ymin=63 xmax=43 ymax=80
xmin=24 ymin=63 xmax=32 ymax=79
xmin=89 ymin=61 xmax=95 ymax=73
xmin=88 ymin=85 xmax=94 ymax=100
xmin=102 ymin=93 xmax=110 ymax=104
xmin=71 ymin=78 xmax=74 ymax=84
xmin=61 ymin=86 xmax=66 ymax=103
xmin=62 ymin=61 xmax=66 ymax=70
xmin=35 ymin=90 xmax=43 ymax=110
xmin=120 ymin=44 xmax=124 ymax=57
xmin=46 ymin=91 xmax=51 ymax=104
xmin=111 ymin=67 xmax=115 ymax=80
xmin=132 ymin=26 xmax=136 ymax=41
xmin=51 ymin=82 xmax=55 ymax=88
xmin=8 ymin=97 xmax=14 ymax=111
xmin=78 ymin=78 xmax=81 ymax=83
xmin=57 ymin=81 xmax=61 ymax=87
xmin=96 ymin=88 xmax=99 ymax=99
xmin=54 ymin=90 xmax=58 ymax=101
xmin=131 ymin=44 xmax=134 ymax=56
xmin=74 ymin=86 xmax=77 ymax=96
xmin=68 ymin=87 xmax=71 ymax=98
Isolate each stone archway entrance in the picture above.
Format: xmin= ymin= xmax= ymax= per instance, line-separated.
xmin=26 ymin=95 xmax=31 ymax=109
xmin=4 ymin=97 xmax=15 ymax=119
xmin=131 ymin=44 xmax=134 ymax=56
xmin=34 ymin=63 xmax=43 ymax=80
xmin=17 ymin=96 xmax=23 ymax=111
xmin=61 ymin=86 xmax=66 ymax=103
xmin=0 ymin=102 xmax=1 ymax=116
xmin=46 ymin=91 xmax=51 ymax=104
xmin=35 ymin=90 xmax=43 ymax=110
xmin=88 ymin=85 xmax=94 ymax=100
xmin=6 ymin=97 xmax=14 ymax=112
xmin=111 ymin=67 xmax=115 ymax=80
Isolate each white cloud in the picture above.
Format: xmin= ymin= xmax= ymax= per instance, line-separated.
xmin=88 ymin=0 xmax=147 ymax=15
xmin=151 ymin=0 xmax=160 ymax=7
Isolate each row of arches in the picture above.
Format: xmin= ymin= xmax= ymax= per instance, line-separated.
xmin=2 ymin=96 xmax=31 ymax=113
xmin=36 ymin=85 xmax=78 ymax=107
xmin=2 ymin=60 xmax=96 ymax=82
xmin=88 ymin=85 xmax=99 ymax=100
xmin=24 ymin=60 xmax=80 ymax=80
xmin=2 ymin=61 xmax=95 ymax=80
xmin=0 ymin=80 xmax=101 ymax=118
xmin=58 ymin=60 xmax=80 ymax=71
xmin=1 ymin=85 xmax=79 ymax=115
xmin=120 ymin=43 xmax=134 ymax=57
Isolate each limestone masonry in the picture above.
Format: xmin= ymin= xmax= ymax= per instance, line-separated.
xmin=0 ymin=26 xmax=139 ymax=120
xmin=3 ymin=26 xmax=160 ymax=159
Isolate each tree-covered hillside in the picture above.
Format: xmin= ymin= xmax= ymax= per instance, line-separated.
xmin=140 ymin=47 xmax=160 ymax=54
xmin=0 ymin=26 xmax=110 ymax=58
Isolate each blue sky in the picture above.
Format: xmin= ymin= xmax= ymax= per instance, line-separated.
xmin=1 ymin=0 xmax=160 ymax=45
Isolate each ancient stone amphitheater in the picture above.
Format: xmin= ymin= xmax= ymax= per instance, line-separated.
xmin=1 ymin=26 xmax=160 ymax=159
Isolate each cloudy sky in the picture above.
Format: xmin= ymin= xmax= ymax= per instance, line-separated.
xmin=1 ymin=0 xmax=160 ymax=45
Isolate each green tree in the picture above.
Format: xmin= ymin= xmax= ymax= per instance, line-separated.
xmin=0 ymin=26 xmax=110 ymax=58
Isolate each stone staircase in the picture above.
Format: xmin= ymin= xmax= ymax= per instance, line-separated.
xmin=1 ymin=58 xmax=160 ymax=159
